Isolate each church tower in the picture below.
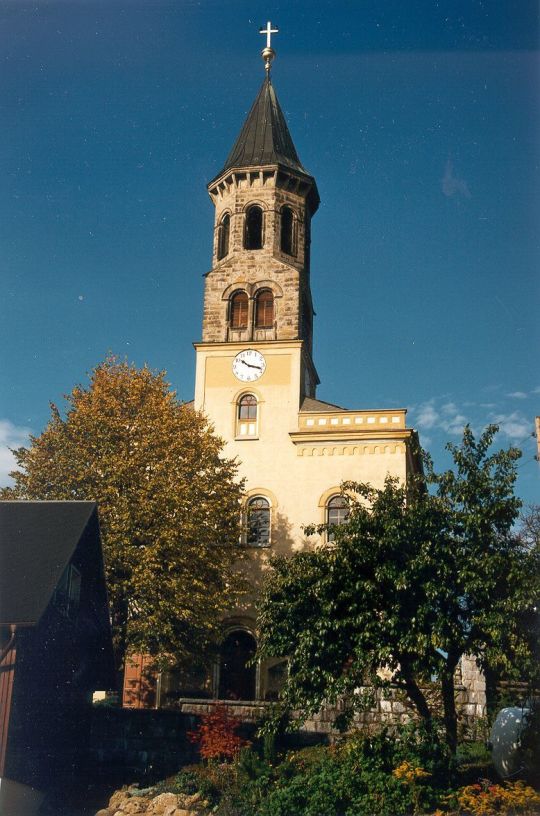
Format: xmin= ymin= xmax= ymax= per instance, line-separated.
xmin=195 ymin=59 xmax=320 ymax=411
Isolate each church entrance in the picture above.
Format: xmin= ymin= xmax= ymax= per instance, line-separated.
xmin=218 ymin=630 xmax=257 ymax=701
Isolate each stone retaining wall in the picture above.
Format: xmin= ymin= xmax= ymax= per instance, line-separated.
xmin=176 ymin=663 xmax=486 ymax=740
xmin=89 ymin=708 xmax=200 ymax=785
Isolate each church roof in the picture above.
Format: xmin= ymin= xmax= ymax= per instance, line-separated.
xmin=214 ymin=76 xmax=310 ymax=180
xmin=300 ymin=397 xmax=347 ymax=412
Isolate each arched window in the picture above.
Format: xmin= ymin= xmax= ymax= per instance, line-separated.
xmin=244 ymin=205 xmax=263 ymax=250
xmin=236 ymin=394 xmax=257 ymax=437
xmin=217 ymin=213 xmax=230 ymax=260
xmin=238 ymin=394 xmax=257 ymax=421
xmin=218 ymin=630 xmax=257 ymax=700
xmin=255 ymin=289 xmax=274 ymax=329
xmin=247 ymin=496 xmax=270 ymax=546
xmin=280 ymin=206 xmax=294 ymax=255
xmin=327 ymin=495 xmax=349 ymax=541
xmin=230 ymin=291 xmax=248 ymax=329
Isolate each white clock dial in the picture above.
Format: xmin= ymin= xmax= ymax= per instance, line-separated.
xmin=232 ymin=349 xmax=266 ymax=382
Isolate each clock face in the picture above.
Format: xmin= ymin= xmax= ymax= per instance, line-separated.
xmin=232 ymin=349 xmax=266 ymax=382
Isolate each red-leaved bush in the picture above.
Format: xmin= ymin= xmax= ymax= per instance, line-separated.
xmin=188 ymin=704 xmax=249 ymax=761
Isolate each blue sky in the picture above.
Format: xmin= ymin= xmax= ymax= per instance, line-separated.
xmin=1 ymin=0 xmax=539 ymax=505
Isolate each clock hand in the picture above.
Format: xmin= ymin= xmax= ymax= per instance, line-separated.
xmin=242 ymin=361 xmax=263 ymax=370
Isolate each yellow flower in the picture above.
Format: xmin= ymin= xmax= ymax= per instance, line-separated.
xmin=392 ymin=761 xmax=431 ymax=784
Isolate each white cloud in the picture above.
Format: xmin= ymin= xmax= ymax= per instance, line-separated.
xmin=488 ymin=411 xmax=532 ymax=442
xmin=441 ymin=158 xmax=471 ymax=199
xmin=0 ymin=420 xmax=32 ymax=487
xmin=415 ymin=400 xmax=439 ymax=429
xmin=506 ymin=391 xmax=528 ymax=399
xmin=413 ymin=399 xmax=471 ymax=437
xmin=440 ymin=402 xmax=469 ymax=434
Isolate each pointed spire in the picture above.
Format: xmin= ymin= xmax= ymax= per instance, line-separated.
xmin=214 ymin=76 xmax=309 ymax=180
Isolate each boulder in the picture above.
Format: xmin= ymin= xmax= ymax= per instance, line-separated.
xmin=95 ymin=810 xmax=112 ymax=816
xmin=147 ymin=792 xmax=179 ymax=814
xmin=184 ymin=793 xmax=202 ymax=806
xmin=109 ymin=788 xmax=132 ymax=810
xmin=122 ymin=798 xmax=150 ymax=814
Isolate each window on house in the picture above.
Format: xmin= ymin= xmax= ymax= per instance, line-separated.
xmin=230 ymin=291 xmax=248 ymax=329
xmin=327 ymin=495 xmax=349 ymax=541
xmin=236 ymin=393 xmax=257 ymax=437
xmin=246 ymin=496 xmax=270 ymax=546
xmin=217 ymin=213 xmax=230 ymax=260
xmin=244 ymin=205 xmax=263 ymax=249
xmin=255 ymin=289 xmax=274 ymax=328
xmin=280 ymin=206 xmax=294 ymax=255
xmin=53 ymin=563 xmax=82 ymax=618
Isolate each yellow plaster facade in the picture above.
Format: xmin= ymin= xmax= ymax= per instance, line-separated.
xmin=194 ymin=340 xmax=417 ymax=564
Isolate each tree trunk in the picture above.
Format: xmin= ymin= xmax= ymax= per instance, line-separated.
xmin=441 ymin=658 xmax=459 ymax=754
xmin=400 ymin=665 xmax=433 ymax=728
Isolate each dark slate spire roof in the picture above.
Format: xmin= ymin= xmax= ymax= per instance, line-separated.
xmin=215 ymin=76 xmax=310 ymax=179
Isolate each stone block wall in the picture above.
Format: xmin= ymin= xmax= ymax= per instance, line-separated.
xmin=89 ymin=708 xmax=199 ymax=785
xmin=202 ymin=169 xmax=314 ymax=346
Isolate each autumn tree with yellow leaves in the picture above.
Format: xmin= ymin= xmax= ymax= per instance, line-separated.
xmin=1 ymin=358 xmax=245 ymax=678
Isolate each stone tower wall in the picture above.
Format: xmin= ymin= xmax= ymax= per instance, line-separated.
xmin=202 ymin=170 xmax=314 ymax=347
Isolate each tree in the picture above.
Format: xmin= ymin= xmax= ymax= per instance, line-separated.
xmin=1 ymin=358 xmax=245 ymax=677
xmin=491 ymin=503 xmax=540 ymax=702
xmin=257 ymin=426 xmax=537 ymax=752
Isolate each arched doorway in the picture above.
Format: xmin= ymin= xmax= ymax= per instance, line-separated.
xmin=218 ymin=630 xmax=257 ymax=701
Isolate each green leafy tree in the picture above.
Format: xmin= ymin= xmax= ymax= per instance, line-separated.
xmin=1 ymin=358 xmax=245 ymax=677
xmin=487 ymin=503 xmax=540 ymax=707
xmin=257 ymin=426 xmax=536 ymax=752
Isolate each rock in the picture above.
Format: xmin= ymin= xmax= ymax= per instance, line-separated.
xmin=95 ymin=810 xmax=112 ymax=816
xmin=184 ymin=793 xmax=202 ymax=806
xmin=172 ymin=810 xmax=193 ymax=816
xmin=147 ymin=792 xmax=179 ymax=814
xmin=122 ymin=799 xmax=150 ymax=814
xmin=109 ymin=788 xmax=132 ymax=810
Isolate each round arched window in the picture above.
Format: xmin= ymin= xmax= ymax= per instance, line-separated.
xmin=229 ymin=291 xmax=248 ymax=329
xmin=255 ymin=289 xmax=274 ymax=329
xmin=217 ymin=213 xmax=230 ymax=260
xmin=236 ymin=393 xmax=258 ymax=437
xmin=244 ymin=205 xmax=263 ymax=250
xmin=280 ymin=206 xmax=294 ymax=255
xmin=247 ymin=496 xmax=270 ymax=546
xmin=218 ymin=630 xmax=257 ymax=701
xmin=238 ymin=394 xmax=257 ymax=421
xmin=327 ymin=495 xmax=349 ymax=540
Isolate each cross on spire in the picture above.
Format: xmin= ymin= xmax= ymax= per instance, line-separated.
xmin=259 ymin=21 xmax=278 ymax=74
xmin=259 ymin=21 xmax=278 ymax=49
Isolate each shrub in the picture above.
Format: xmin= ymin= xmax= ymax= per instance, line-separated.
xmin=188 ymin=704 xmax=250 ymax=762
xmin=457 ymin=780 xmax=540 ymax=815
xmin=249 ymin=725 xmax=451 ymax=816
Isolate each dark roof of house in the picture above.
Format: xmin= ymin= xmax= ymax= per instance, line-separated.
xmin=213 ymin=76 xmax=310 ymax=181
xmin=300 ymin=397 xmax=347 ymax=412
xmin=0 ymin=501 xmax=96 ymax=625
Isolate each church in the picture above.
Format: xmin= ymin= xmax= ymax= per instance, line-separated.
xmin=123 ymin=27 xmax=423 ymax=710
